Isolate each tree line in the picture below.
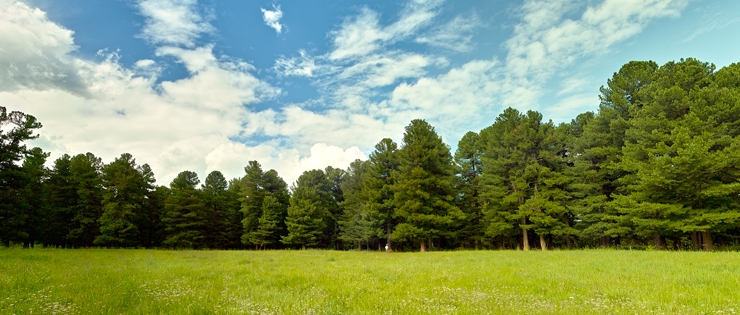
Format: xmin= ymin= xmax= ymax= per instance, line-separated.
xmin=2 ymin=58 xmax=739 ymax=251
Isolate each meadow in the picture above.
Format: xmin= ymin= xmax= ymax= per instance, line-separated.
xmin=1 ymin=249 xmax=739 ymax=314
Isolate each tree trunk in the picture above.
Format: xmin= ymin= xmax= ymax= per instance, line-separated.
xmin=652 ymin=234 xmax=666 ymax=250
xmin=702 ymin=231 xmax=713 ymax=251
xmin=672 ymin=238 xmax=682 ymax=251
xmin=386 ymin=226 xmax=392 ymax=252
xmin=420 ymin=240 xmax=426 ymax=252
xmin=358 ymin=241 xmax=361 ymax=251
xmin=539 ymin=235 xmax=547 ymax=251
xmin=691 ymin=232 xmax=701 ymax=251
xmin=566 ymin=235 xmax=572 ymax=249
xmin=522 ymin=227 xmax=530 ymax=251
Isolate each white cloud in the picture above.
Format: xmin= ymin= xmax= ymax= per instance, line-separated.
xmin=274 ymin=50 xmax=318 ymax=77
xmin=683 ymin=5 xmax=740 ymax=43
xmin=0 ymin=0 xmax=363 ymax=186
xmin=1 ymin=0 xmax=697 ymax=187
xmin=138 ymin=0 xmax=214 ymax=47
xmin=329 ymin=0 xmax=442 ymax=60
xmin=415 ymin=13 xmax=482 ymax=52
xmin=0 ymin=0 xmax=87 ymax=95
xmin=261 ymin=5 xmax=284 ymax=34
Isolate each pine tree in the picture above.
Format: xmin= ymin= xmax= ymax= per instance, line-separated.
xmin=363 ymin=138 xmax=400 ymax=251
xmin=339 ymin=159 xmax=378 ymax=250
xmin=0 ymin=106 xmax=42 ymax=247
xmin=240 ymin=161 xmax=290 ymax=248
xmin=282 ymin=183 xmax=326 ymax=249
xmin=391 ymin=119 xmax=462 ymax=252
xmin=44 ymin=154 xmax=76 ymax=247
xmin=479 ymin=108 xmax=528 ymax=249
xmin=576 ymin=61 xmax=659 ymax=247
xmin=454 ymin=131 xmax=485 ymax=248
xmin=201 ymin=170 xmax=232 ymax=249
xmin=18 ymin=147 xmax=49 ymax=247
xmin=253 ymin=194 xmax=287 ymax=249
xmin=66 ymin=153 xmax=104 ymax=247
xmin=162 ymin=171 xmax=207 ymax=249
xmin=616 ymin=59 xmax=740 ymax=250
xmin=95 ymin=153 xmax=150 ymax=248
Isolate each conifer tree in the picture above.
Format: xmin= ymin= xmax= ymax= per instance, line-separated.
xmin=282 ymin=180 xmax=326 ymax=249
xmin=201 ymin=171 xmax=233 ymax=248
xmin=162 ymin=171 xmax=207 ymax=249
xmin=391 ymin=119 xmax=462 ymax=252
xmin=363 ymin=138 xmax=400 ymax=250
xmin=573 ymin=61 xmax=659 ymax=247
xmin=241 ymin=161 xmax=290 ymax=248
xmin=95 ymin=153 xmax=152 ymax=248
xmin=454 ymin=131 xmax=485 ymax=248
xmin=67 ymin=153 xmax=104 ymax=247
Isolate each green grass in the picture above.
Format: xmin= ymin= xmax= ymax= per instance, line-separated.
xmin=1 ymin=249 xmax=739 ymax=314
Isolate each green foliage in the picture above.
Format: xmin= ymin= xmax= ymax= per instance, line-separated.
xmin=391 ymin=119 xmax=463 ymax=250
xmin=282 ymin=183 xmax=326 ymax=249
xmin=240 ymin=161 xmax=290 ymax=248
xmin=201 ymin=170 xmax=241 ymax=249
xmin=94 ymin=153 xmax=154 ymax=248
xmin=162 ymin=171 xmax=207 ymax=249
xmin=66 ymin=153 xmax=104 ymax=247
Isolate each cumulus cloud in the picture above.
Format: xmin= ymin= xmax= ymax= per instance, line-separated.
xmin=261 ymin=5 xmax=284 ymax=34
xmin=0 ymin=0 xmax=695 ymax=186
xmin=0 ymin=0 xmax=87 ymax=95
xmin=0 ymin=0 xmax=363 ymax=185
xmin=272 ymin=0 xmax=691 ymax=153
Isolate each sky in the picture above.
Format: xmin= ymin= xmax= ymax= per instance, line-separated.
xmin=1 ymin=0 xmax=739 ymax=186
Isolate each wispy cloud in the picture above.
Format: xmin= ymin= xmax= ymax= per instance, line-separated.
xmin=415 ymin=13 xmax=483 ymax=52
xmin=1 ymin=0 xmax=697 ymax=186
xmin=274 ymin=50 xmax=318 ymax=77
xmin=138 ymin=0 xmax=213 ymax=47
xmin=261 ymin=5 xmax=284 ymax=34
xmin=329 ymin=0 xmax=442 ymax=60
xmin=683 ymin=5 xmax=740 ymax=43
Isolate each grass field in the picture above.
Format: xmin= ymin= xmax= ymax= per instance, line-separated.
xmin=1 ymin=249 xmax=739 ymax=315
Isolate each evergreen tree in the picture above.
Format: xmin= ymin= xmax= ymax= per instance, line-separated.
xmin=282 ymin=169 xmax=337 ymax=248
xmin=225 ymin=178 xmax=245 ymax=248
xmin=323 ymin=166 xmax=346 ymax=249
xmin=479 ymin=108 xmax=528 ymax=249
xmin=18 ymin=147 xmax=49 ymax=247
xmin=162 ymin=171 xmax=207 ymax=249
xmin=616 ymin=59 xmax=740 ymax=250
xmin=573 ymin=61 xmax=659 ymax=247
xmin=363 ymin=138 xmax=400 ymax=251
xmin=66 ymin=153 xmax=104 ymax=247
xmin=202 ymin=170 xmax=234 ymax=249
xmin=44 ymin=154 xmax=76 ymax=247
xmin=454 ymin=131 xmax=485 ymax=248
xmin=391 ymin=119 xmax=462 ymax=251
xmin=338 ymin=159 xmax=377 ymax=250
xmin=253 ymin=194 xmax=287 ymax=249
xmin=240 ymin=161 xmax=290 ymax=248
xmin=95 ymin=153 xmax=151 ymax=248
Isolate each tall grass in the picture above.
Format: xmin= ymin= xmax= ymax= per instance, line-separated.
xmin=1 ymin=249 xmax=738 ymax=314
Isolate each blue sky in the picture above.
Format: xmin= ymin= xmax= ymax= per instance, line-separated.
xmin=1 ymin=0 xmax=739 ymax=185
